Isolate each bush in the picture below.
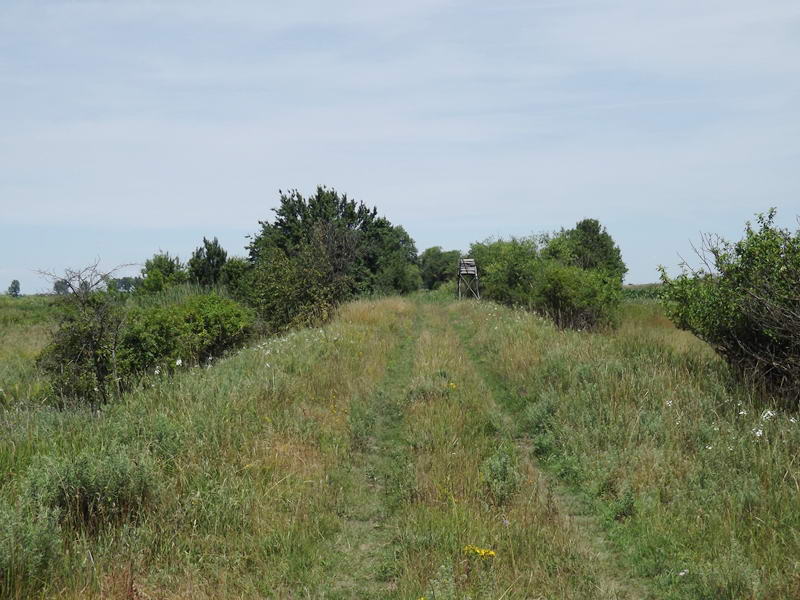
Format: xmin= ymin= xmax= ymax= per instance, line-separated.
xmin=38 ymin=274 xmax=254 ymax=404
xmin=120 ymin=292 xmax=254 ymax=373
xmin=25 ymin=449 xmax=158 ymax=531
xmin=660 ymin=210 xmax=800 ymax=400
xmin=472 ymin=237 xmax=621 ymax=329
xmin=481 ymin=444 xmax=521 ymax=505
xmin=0 ymin=502 xmax=61 ymax=598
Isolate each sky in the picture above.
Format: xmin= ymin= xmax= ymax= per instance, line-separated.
xmin=2 ymin=0 xmax=799 ymax=292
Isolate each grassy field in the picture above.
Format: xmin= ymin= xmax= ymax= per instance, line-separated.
xmin=1 ymin=293 xmax=799 ymax=598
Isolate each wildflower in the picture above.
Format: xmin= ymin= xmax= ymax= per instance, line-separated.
xmin=665 ymin=399 xmax=673 ymax=407
xmin=761 ymin=409 xmax=776 ymax=420
xmin=705 ymin=445 xmax=712 ymax=450
xmin=790 ymin=417 xmax=797 ymax=424
xmin=502 ymin=518 xmax=510 ymax=527
xmin=678 ymin=569 xmax=688 ymax=577
xmin=738 ymin=409 xmax=747 ymax=416
xmin=752 ymin=428 xmax=763 ymax=438
xmin=154 ymin=366 xmax=161 ymax=375
xmin=448 ymin=382 xmax=457 ymax=390
xmin=175 ymin=358 xmax=182 ymax=367
xmin=463 ymin=544 xmax=496 ymax=559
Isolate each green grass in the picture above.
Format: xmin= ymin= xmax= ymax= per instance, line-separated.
xmin=2 ymin=295 xmax=800 ymax=598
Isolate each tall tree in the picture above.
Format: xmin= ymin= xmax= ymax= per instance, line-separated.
xmin=140 ymin=252 xmax=188 ymax=293
xmin=420 ymin=246 xmax=461 ymax=290
xmin=543 ymin=218 xmax=627 ymax=279
xmin=7 ymin=279 xmax=20 ymax=297
xmin=188 ymin=237 xmax=228 ymax=286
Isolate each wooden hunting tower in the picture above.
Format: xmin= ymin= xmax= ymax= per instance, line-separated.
xmin=457 ymin=258 xmax=480 ymax=300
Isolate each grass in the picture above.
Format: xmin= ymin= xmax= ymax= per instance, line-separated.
xmin=2 ymin=293 xmax=800 ymax=598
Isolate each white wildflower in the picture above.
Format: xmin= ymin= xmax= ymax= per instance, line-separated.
xmin=665 ymin=399 xmax=673 ymax=407
xmin=790 ymin=417 xmax=797 ymax=424
xmin=761 ymin=409 xmax=776 ymax=420
xmin=738 ymin=409 xmax=747 ymax=416
xmin=705 ymin=445 xmax=712 ymax=450
xmin=678 ymin=569 xmax=688 ymax=577
xmin=154 ymin=366 xmax=161 ymax=375
xmin=175 ymin=358 xmax=182 ymax=367
xmin=752 ymin=428 xmax=763 ymax=438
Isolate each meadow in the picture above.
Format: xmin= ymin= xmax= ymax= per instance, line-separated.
xmin=1 ymin=292 xmax=799 ymax=598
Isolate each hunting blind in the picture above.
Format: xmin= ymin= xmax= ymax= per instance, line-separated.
xmin=457 ymin=258 xmax=480 ymax=300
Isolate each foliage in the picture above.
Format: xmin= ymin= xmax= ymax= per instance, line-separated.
xmin=0 ymin=501 xmax=61 ymax=598
xmin=37 ymin=267 xmax=126 ymax=406
xmin=471 ymin=236 xmax=621 ymax=329
xmin=543 ymin=218 xmax=628 ymax=279
xmin=481 ymin=444 xmax=521 ymax=505
xmin=120 ymin=292 xmax=254 ymax=373
xmin=38 ymin=264 xmax=253 ymax=404
xmin=139 ymin=252 xmax=188 ymax=294
xmin=419 ymin=246 xmax=461 ymax=290
xmin=247 ymin=187 xmax=419 ymax=329
xmin=188 ymin=237 xmax=228 ymax=287
xmin=220 ymin=256 xmax=254 ymax=302
xmin=6 ymin=281 xmax=20 ymax=298
xmin=660 ymin=210 xmax=800 ymax=399
xmin=25 ymin=449 xmax=157 ymax=531
xmin=52 ymin=279 xmax=69 ymax=295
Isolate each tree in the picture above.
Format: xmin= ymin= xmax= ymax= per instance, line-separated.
xmin=53 ymin=279 xmax=70 ymax=295
xmin=220 ymin=257 xmax=254 ymax=302
xmin=139 ymin=252 xmax=188 ymax=293
xmin=420 ymin=246 xmax=461 ymax=290
xmin=543 ymin=219 xmax=627 ymax=280
xmin=247 ymin=186 xmax=419 ymax=329
xmin=188 ymin=237 xmax=228 ymax=287
xmin=7 ymin=280 xmax=20 ymax=297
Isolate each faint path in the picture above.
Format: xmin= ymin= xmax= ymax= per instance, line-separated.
xmin=447 ymin=303 xmax=650 ymax=600
xmin=313 ymin=310 xmax=420 ymax=598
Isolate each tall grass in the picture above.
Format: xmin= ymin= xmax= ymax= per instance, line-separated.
xmin=455 ymin=299 xmax=800 ymax=598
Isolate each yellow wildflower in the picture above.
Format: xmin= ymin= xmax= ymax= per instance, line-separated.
xmin=463 ymin=544 xmax=496 ymax=558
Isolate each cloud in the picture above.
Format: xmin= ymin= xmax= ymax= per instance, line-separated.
xmin=1 ymin=0 xmax=798 ymax=288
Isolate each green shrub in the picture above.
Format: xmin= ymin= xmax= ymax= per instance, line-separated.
xmin=120 ymin=292 xmax=254 ymax=373
xmin=472 ymin=237 xmax=622 ymax=329
xmin=481 ymin=444 xmax=521 ymax=505
xmin=37 ymin=288 xmax=125 ymax=406
xmin=660 ymin=210 xmax=800 ymax=399
xmin=25 ymin=449 xmax=158 ymax=531
xmin=0 ymin=502 xmax=61 ymax=598
xmin=39 ymin=287 xmax=253 ymax=404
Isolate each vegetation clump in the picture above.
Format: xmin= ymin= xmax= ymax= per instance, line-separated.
xmin=471 ymin=218 xmax=625 ymax=330
xmin=660 ymin=210 xmax=800 ymax=400
xmin=246 ymin=186 xmax=420 ymax=329
xmin=25 ymin=449 xmax=157 ymax=531
xmin=37 ymin=266 xmax=253 ymax=405
xmin=0 ymin=502 xmax=61 ymax=598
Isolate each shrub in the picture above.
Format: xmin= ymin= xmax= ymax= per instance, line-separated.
xmin=472 ymin=237 xmax=621 ymax=329
xmin=37 ymin=267 xmax=126 ymax=406
xmin=481 ymin=444 xmax=521 ymax=505
xmin=660 ymin=210 xmax=800 ymax=400
xmin=25 ymin=449 xmax=158 ymax=531
xmin=39 ymin=282 xmax=253 ymax=404
xmin=0 ymin=502 xmax=61 ymax=598
xmin=120 ymin=292 xmax=254 ymax=373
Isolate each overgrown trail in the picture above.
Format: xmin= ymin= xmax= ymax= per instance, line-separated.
xmin=445 ymin=301 xmax=648 ymax=600
xmin=315 ymin=297 xmax=647 ymax=598
xmin=312 ymin=304 xmax=421 ymax=598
